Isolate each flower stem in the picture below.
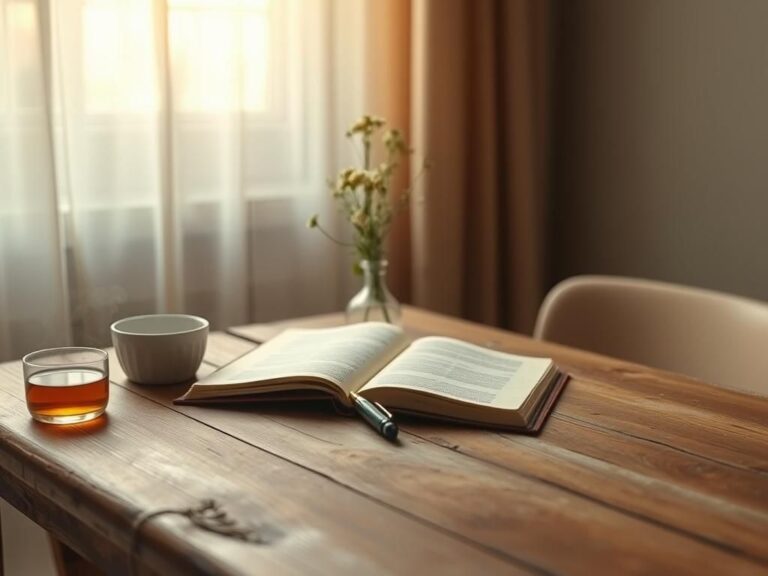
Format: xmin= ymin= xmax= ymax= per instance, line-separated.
xmin=370 ymin=264 xmax=392 ymax=323
xmin=380 ymin=303 xmax=391 ymax=323
xmin=315 ymin=223 xmax=355 ymax=247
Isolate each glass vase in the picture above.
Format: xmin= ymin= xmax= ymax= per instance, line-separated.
xmin=346 ymin=259 xmax=401 ymax=325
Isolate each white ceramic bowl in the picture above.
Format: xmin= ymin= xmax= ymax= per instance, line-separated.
xmin=110 ymin=314 xmax=209 ymax=385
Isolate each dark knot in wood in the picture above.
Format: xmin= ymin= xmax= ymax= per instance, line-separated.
xmin=131 ymin=499 xmax=278 ymax=574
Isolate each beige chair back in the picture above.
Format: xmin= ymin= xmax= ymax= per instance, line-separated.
xmin=534 ymin=275 xmax=768 ymax=396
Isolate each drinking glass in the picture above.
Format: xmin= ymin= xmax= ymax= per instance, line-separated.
xmin=23 ymin=347 xmax=109 ymax=424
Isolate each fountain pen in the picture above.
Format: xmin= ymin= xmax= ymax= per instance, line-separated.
xmin=350 ymin=391 xmax=399 ymax=441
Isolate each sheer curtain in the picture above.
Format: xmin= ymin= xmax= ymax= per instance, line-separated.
xmin=0 ymin=0 xmax=372 ymax=361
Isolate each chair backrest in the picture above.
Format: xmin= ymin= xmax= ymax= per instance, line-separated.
xmin=534 ymin=275 xmax=768 ymax=396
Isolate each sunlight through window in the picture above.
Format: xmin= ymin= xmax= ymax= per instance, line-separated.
xmin=82 ymin=0 xmax=272 ymax=113
xmin=6 ymin=1 xmax=40 ymax=109
xmin=82 ymin=1 xmax=156 ymax=112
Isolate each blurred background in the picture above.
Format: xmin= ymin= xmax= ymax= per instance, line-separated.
xmin=1 ymin=0 xmax=767 ymax=363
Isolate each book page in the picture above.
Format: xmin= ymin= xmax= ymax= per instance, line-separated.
xmin=193 ymin=322 xmax=409 ymax=396
xmin=360 ymin=336 xmax=552 ymax=410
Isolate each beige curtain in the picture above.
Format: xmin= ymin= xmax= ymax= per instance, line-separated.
xmin=374 ymin=0 xmax=551 ymax=334
xmin=363 ymin=0 xmax=413 ymax=303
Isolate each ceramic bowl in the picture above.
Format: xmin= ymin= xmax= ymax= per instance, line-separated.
xmin=110 ymin=314 xmax=208 ymax=385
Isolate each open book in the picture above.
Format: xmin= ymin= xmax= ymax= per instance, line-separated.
xmin=175 ymin=323 xmax=567 ymax=432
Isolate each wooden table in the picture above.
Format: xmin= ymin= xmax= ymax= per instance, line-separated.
xmin=0 ymin=306 xmax=767 ymax=575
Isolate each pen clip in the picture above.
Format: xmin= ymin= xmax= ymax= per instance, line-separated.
xmin=373 ymin=401 xmax=393 ymax=419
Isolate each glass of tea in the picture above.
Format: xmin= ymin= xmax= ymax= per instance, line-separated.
xmin=22 ymin=347 xmax=109 ymax=425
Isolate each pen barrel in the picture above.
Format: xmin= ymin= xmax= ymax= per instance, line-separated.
xmin=356 ymin=396 xmax=388 ymax=429
xmin=353 ymin=395 xmax=398 ymax=440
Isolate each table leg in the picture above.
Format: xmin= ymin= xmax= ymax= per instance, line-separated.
xmin=49 ymin=536 xmax=102 ymax=576
xmin=1 ymin=508 xmax=4 ymax=576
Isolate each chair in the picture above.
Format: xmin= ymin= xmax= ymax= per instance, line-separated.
xmin=534 ymin=275 xmax=768 ymax=396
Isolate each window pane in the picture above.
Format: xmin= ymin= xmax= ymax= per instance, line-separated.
xmin=169 ymin=0 xmax=268 ymax=9
xmin=82 ymin=0 xmax=157 ymax=112
xmin=7 ymin=1 xmax=42 ymax=110
xmin=169 ymin=3 xmax=271 ymax=113
xmin=242 ymin=14 xmax=269 ymax=113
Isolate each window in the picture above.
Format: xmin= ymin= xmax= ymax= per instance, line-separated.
xmin=50 ymin=0 xmax=307 ymax=211
xmin=82 ymin=0 xmax=279 ymax=115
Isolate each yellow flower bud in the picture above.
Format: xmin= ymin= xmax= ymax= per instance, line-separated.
xmin=350 ymin=209 xmax=368 ymax=228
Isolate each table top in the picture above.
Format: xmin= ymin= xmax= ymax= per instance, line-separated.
xmin=0 ymin=306 xmax=767 ymax=575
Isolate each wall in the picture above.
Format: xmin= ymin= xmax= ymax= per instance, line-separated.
xmin=552 ymin=0 xmax=768 ymax=301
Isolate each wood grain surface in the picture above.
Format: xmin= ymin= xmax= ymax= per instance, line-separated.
xmin=1 ymin=306 xmax=767 ymax=575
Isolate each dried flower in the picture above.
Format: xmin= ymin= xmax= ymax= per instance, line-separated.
xmin=383 ymin=129 xmax=408 ymax=155
xmin=346 ymin=115 xmax=386 ymax=138
xmin=350 ymin=209 xmax=368 ymax=228
xmin=309 ymin=114 xmax=427 ymax=269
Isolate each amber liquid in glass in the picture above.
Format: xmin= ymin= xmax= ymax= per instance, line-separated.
xmin=26 ymin=369 xmax=109 ymax=424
